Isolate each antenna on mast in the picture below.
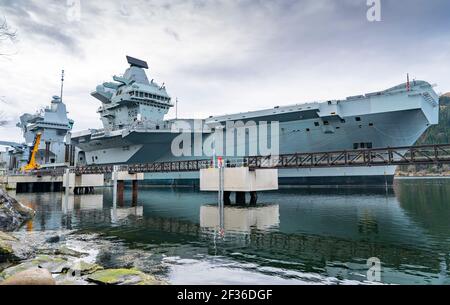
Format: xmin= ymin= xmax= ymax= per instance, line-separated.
xmin=60 ymin=69 xmax=65 ymax=102
xmin=406 ymin=73 xmax=410 ymax=92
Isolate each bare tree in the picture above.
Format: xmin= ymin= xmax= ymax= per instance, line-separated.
xmin=0 ymin=97 xmax=9 ymax=126
xmin=0 ymin=113 xmax=7 ymax=126
xmin=0 ymin=18 xmax=16 ymax=41
xmin=0 ymin=18 xmax=16 ymax=126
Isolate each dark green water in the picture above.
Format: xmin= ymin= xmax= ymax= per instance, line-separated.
xmin=10 ymin=178 xmax=450 ymax=285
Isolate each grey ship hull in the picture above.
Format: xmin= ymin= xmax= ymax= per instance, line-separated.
xmin=71 ymin=81 xmax=439 ymax=186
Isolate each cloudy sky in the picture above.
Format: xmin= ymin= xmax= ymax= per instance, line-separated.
xmin=0 ymin=0 xmax=449 ymax=143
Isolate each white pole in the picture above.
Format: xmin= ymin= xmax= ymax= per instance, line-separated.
xmin=218 ymin=163 xmax=224 ymax=233
xmin=63 ymin=168 xmax=70 ymax=214
xmin=112 ymin=165 xmax=118 ymax=208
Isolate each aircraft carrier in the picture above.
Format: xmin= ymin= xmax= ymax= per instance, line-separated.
xmin=69 ymin=56 xmax=440 ymax=186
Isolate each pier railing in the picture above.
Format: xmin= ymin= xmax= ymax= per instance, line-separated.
xmin=10 ymin=144 xmax=450 ymax=176
xmin=246 ymin=144 xmax=450 ymax=169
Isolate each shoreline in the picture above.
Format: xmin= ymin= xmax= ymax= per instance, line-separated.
xmin=0 ymin=230 xmax=168 ymax=285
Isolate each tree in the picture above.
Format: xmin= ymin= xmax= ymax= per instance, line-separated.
xmin=0 ymin=17 xmax=16 ymax=50
xmin=0 ymin=97 xmax=8 ymax=126
xmin=0 ymin=18 xmax=16 ymax=126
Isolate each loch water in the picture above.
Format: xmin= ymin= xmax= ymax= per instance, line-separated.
xmin=10 ymin=178 xmax=450 ymax=285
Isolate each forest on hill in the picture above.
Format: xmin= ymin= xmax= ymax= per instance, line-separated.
xmin=398 ymin=94 xmax=450 ymax=176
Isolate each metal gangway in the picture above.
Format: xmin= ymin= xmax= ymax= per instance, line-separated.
xmin=70 ymin=144 xmax=450 ymax=175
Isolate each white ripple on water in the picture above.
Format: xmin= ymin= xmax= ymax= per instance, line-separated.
xmin=162 ymin=256 xmax=379 ymax=285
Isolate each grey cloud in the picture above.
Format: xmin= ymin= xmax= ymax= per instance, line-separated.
xmin=0 ymin=0 xmax=98 ymax=55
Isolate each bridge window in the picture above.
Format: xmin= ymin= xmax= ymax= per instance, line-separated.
xmin=355 ymin=117 xmax=361 ymax=122
xmin=353 ymin=142 xmax=373 ymax=149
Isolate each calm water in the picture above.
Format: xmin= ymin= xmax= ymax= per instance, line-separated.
xmin=9 ymin=179 xmax=450 ymax=285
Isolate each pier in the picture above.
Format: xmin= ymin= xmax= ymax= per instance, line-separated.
xmin=70 ymin=144 xmax=450 ymax=175
xmin=1 ymin=144 xmax=450 ymax=196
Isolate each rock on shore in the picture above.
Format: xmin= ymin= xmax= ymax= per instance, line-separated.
xmin=0 ymin=231 xmax=167 ymax=285
xmin=0 ymin=268 xmax=55 ymax=285
xmin=0 ymin=189 xmax=35 ymax=231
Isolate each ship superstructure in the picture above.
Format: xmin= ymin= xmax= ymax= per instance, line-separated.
xmin=70 ymin=56 xmax=440 ymax=186
xmin=2 ymin=95 xmax=74 ymax=170
xmin=93 ymin=56 xmax=173 ymax=132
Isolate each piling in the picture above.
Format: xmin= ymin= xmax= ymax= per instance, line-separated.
xmin=117 ymin=180 xmax=124 ymax=207
xmin=236 ymin=192 xmax=246 ymax=205
xmin=132 ymin=180 xmax=138 ymax=206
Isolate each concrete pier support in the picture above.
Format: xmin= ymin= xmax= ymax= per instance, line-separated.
xmin=250 ymin=191 xmax=258 ymax=205
xmin=117 ymin=180 xmax=125 ymax=207
xmin=111 ymin=170 xmax=144 ymax=207
xmin=63 ymin=172 xmax=104 ymax=195
xmin=235 ymin=192 xmax=246 ymax=205
xmin=223 ymin=191 xmax=231 ymax=205
xmin=200 ymin=167 xmax=278 ymax=206
xmin=132 ymin=180 xmax=138 ymax=206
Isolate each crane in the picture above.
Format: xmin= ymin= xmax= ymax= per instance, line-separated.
xmin=21 ymin=132 xmax=42 ymax=172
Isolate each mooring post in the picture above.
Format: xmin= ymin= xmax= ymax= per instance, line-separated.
xmin=112 ymin=165 xmax=118 ymax=208
xmin=117 ymin=180 xmax=125 ymax=206
xmin=132 ymin=180 xmax=138 ymax=206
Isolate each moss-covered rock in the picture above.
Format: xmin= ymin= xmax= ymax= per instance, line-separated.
xmin=0 ymin=231 xmax=18 ymax=242
xmin=0 ymin=238 xmax=15 ymax=263
xmin=0 ymin=240 xmax=13 ymax=256
xmin=87 ymin=268 xmax=164 ymax=285
xmin=31 ymin=255 xmax=71 ymax=273
xmin=0 ymin=255 xmax=71 ymax=279
xmin=67 ymin=261 xmax=103 ymax=276
xmin=38 ymin=246 xmax=87 ymax=258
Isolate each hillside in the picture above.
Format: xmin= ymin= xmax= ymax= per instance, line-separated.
xmin=398 ymin=94 xmax=450 ymax=176
xmin=416 ymin=94 xmax=450 ymax=145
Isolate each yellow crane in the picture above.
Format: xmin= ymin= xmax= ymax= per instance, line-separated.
xmin=21 ymin=132 xmax=42 ymax=172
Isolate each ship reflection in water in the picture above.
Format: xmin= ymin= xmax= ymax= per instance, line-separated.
xmin=10 ymin=179 xmax=450 ymax=285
